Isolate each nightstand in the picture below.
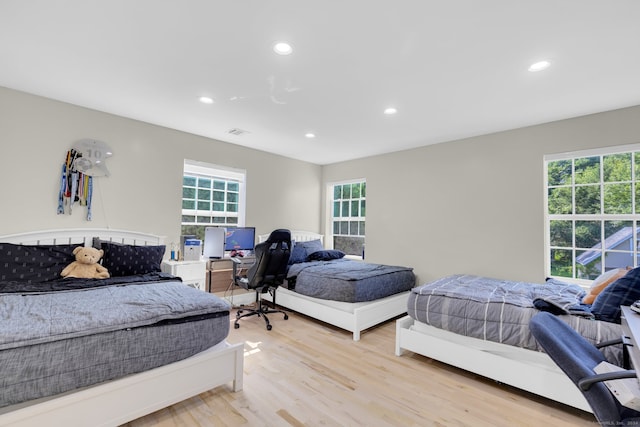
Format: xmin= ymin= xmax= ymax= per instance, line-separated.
xmin=161 ymin=259 xmax=207 ymax=291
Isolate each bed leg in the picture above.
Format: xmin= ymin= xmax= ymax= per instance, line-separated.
xmin=231 ymin=344 xmax=244 ymax=392
xmin=395 ymin=316 xmax=410 ymax=356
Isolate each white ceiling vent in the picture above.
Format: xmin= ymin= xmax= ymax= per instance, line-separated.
xmin=227 ymin=128 xmax=249 ymax=136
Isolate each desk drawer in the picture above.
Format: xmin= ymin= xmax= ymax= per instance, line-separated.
xmin=209 ymin=269 xmax=233 ymax=293
xmin=207 ymin=268 xmax=249 ymax=293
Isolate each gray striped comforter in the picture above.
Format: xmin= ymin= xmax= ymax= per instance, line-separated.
xmin=407 ymin=274 xmax=622 ymax=363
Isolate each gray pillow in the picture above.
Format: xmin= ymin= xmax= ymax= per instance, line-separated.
xmin=297 ymin=239 xmax=323 ymax=253
xmin=288 ymin=239 xmax=324 ymax=265
xmin=288 ymin=241 xmax=306 ymax=264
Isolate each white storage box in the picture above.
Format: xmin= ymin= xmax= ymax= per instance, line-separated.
xmin=183 ymin=239 xmax=202 ymax=261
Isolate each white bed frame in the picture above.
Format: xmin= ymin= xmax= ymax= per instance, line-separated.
xmin=395 ymin=315 xmax=591 ymax=413
xmin=259 ymin=230 xmax=411 ymax=341
xmin=0 ymin=228 xmax=244 ymax=427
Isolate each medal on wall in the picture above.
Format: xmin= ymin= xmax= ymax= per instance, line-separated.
xmin=57 ymin=139 xmax=113 ymax=220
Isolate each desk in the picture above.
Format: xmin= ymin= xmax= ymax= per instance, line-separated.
xmin=207 ymin=257 xmax=255 ymax=293
xmin=620 ymin=306 xmax=640 ymax=373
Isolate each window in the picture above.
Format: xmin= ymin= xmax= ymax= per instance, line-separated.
xmin=182 ymin=160 xmax=246 ymax=240
xmin=331 ymin=180 xmax=366 ymax=256
xmin=545 ymin=144 xmax=640 ymax=281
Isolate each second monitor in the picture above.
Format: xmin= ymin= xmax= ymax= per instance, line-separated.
xmin=224 ymin=227 xmax=256 ymax=254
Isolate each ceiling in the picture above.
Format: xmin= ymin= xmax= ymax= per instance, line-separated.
xmin=1 ymin=1 xmax=639 ymax=165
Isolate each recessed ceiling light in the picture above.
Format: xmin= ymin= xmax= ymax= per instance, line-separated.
xmin=273 ymin=42 xmax=293 ymax=55
xmin=228 ymin=128 xmax=249 ymax=136
xmin=528 ymin=60 xmax=551 ymax=72
xmin=199 ymin=96 xmax=214 ymax=104
xmin=305 ymin=133 xmax=315 ymax=139
xmin=384 ymin=107 xmax=397 ymax=115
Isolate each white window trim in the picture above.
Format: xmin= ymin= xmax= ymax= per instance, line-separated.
xmin=183 ymin=159 xmax=247 ymax=227
xmin=543 ymin=142 xmax=640 ymax=285
xmin=325 ymin=178 xmax=366 ymax=252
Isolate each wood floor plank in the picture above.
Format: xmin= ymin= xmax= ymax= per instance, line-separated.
xmin=122 ymin=309 xmax=595 ymax=426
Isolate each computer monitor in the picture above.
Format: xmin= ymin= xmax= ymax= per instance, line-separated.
xmin=224 ymin=227 xmax=256 ymax=252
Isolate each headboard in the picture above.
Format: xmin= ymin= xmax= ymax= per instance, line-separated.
xmin=258 ymin=230 xmax=323 ymax=246
xmin=0 ymin=228 xmax=165 ymax=246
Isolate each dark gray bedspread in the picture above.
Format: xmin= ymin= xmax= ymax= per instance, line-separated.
xmin=287 ymin=259 xmax=415 ymax=302
xmin=1 ymin=278 xmax=230 ymax=350
xmin=0 ymin=278 xmax=231 ymax=408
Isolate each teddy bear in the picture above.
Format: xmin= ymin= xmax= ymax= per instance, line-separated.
xmin=61 ymin=246 xmax=110 ymax=279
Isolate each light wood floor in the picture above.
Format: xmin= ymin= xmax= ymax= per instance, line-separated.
xmin=123 ymin=308 xmax=595 ymax=427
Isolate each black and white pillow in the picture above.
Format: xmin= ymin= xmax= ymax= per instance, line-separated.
xmin=98 ymin=242 xmax=165 ymax=277
xmin=0 ymin=243 xmax=80 ymax=283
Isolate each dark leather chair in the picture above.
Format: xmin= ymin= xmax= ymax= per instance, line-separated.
xmin=530 ymin=312 xmax=640 ymax=425
xmin=232 ymin=229 xmax=291 ymax=330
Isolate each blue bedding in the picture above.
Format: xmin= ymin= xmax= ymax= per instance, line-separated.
xmin=287 ymin=259 xmax=415 ymax=303
xmin=0 ymin=271 xmax=176 ymax=294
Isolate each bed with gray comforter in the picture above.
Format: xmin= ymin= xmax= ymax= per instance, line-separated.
xmin=287 ymin=259 xmax=415 ymax=303
xmin=407 ymin=274 xmax=623 ymax=364
xmin=0 ymin=273 xmax=231 ymax=408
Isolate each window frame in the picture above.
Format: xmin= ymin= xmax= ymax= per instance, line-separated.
xmin=544 ymin=143 xmax=640 ymax=284
xmin=326 ymin=178 xmax=366 ymax=257
xmin=182 ymin=160 xmax=247 ymax=232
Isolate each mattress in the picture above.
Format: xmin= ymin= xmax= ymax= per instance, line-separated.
xmin=0 ymin=275 xmax=231 ymax=408
xmin=407 ymin=274 xmax=623 ymax=364
xmin=287 ymin=259 xmax=415 ymax=302
xmin=273 ymin=286 xmax=408 ymax=313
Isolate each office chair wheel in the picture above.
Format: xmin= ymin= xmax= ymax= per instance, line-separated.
xmin=284 ymin=314 xmax=289 ymax=320
xmin=234 ymin=323 xmax=240 ymax=329
xmin=266 ymin=324 xmax=272 ymax=331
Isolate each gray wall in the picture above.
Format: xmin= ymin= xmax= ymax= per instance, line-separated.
xmin=2 ymin=85 xmax=639 ymax=286
xmin=322 ymin=105 xmax=640 ymax=285
xmin=0 ymin=87 xmax=322 ymax=247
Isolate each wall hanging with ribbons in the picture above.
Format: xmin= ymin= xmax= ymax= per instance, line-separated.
xmin=57 ymin=139 xmax=113 ymax=220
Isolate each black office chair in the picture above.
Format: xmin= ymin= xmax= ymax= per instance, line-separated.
xmin=530 ymin=312 xmax=640 ymax=424
xmin=232 ymin=229 xmax=291 ymax=330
